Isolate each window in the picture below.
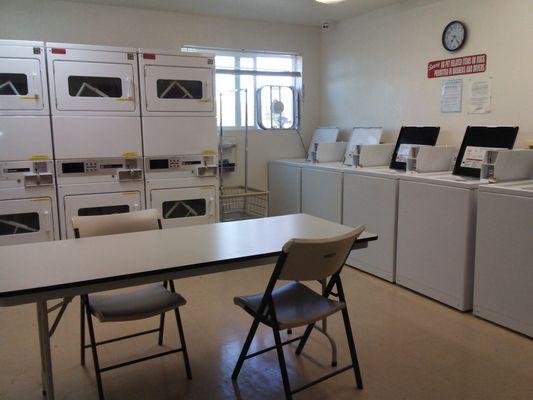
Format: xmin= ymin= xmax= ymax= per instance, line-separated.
xmin=157 ymin=79 xmax=203 ymax=99
xmin=77 ymin=205 xmax=129 ymax=216
xmin=0 ymin=73 xmax=28 ymax=95
xmin=182 ymin=46 xmax=301 ymax=128
xmin=0 ymin=212 xmax=39 ymax=235
xmin=68 ymin=76 xmax=122 ymax=98
xmin=162 ymin=199 xmax=206 ymax=219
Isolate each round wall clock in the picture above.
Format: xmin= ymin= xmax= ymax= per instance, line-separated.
xmin=442 ymin=21 xmax=467 ymax=52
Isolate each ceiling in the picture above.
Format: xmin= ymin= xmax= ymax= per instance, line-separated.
xmin=63 ymin=0 xmax=411 ymax=26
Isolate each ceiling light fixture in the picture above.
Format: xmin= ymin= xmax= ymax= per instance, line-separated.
xmin=315 ymin=0 xmax=346 ymax=4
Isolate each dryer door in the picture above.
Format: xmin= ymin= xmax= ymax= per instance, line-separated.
xmin=0 ymin=58 xmax=45 ymax=111
xmin=150 ymin=186 xmax=216 ymax=228
xmin=0 ymin=198 xmax=54 ymax=245
xmin=144 ymin=65 xmax=213 ymax=113
xmin=63 ymin=191 xmax=141 ymax=238
xmin=52 ymin=61 xmax=136 ymax=112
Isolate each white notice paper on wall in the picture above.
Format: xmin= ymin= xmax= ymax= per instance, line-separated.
xmin=468 ymin=78 xmax=492 ymax=114
xmin=441 ymin=78 xmax=463 ymax=113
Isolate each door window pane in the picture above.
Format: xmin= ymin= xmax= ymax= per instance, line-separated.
xmin=216 ymin=74 xmax=236 ymax=127
xmin=0 ymin=73 xmax=28 ymax=95
xmin=77 ymin=205 xmax=129 ymax=217
xmin=0 ymin=212 xmax=39 ymax=235
xmin=157 ymin=79 xmax=203 ymax=99
xmin=257 ymin=56 xmax=294 ymax=72
xmin=68 ymin=76 xmax=122 ymax=97
xmin=162 ymin=199 xmax=206 ymax=219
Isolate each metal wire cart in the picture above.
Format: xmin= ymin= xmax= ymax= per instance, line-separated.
xmin=219 ymin=89 xmax=269 ymax=221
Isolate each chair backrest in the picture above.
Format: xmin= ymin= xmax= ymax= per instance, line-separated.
xmin=72 ymin=209 xmax=161 ymax=238
xmin=278 ymin=225 xmax=365 ymax=281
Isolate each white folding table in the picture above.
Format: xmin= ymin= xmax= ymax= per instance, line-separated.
xmin=0 ymin=214 xmax=377 ymax=399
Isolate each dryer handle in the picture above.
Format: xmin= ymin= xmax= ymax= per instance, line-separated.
xmin=43 ymin=209 xmax=52 ymax=240
xmin=32 ymin=73 xmax=40 ymax=99
xmin=208 ymin=197 xmax=215 ymax=217
xmin=125 ymin=77 xmax=134 ymax=100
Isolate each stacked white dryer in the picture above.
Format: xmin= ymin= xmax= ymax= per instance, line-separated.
xmin=139 ymin=49 xmax=218 ymax=228
xmin=0 ymin=40 xmax=59 ymax=245
xmin=46 ymin=43 xmax=145 ymax=238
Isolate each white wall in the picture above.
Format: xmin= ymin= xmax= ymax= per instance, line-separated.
xmin=0 ymin=0 xmax=320 ymax=189
xmin=321 ymin=0 xmax=533 ymax=148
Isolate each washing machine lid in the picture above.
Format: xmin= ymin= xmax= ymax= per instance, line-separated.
xmin=453 ymin=126 xmax=519 ymax=178
xmin=307 ymin=127 xmax=339 ymax=161
xmin=389 ymin=126 xmax=440 ymax=171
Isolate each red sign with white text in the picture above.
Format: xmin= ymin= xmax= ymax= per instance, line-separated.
xmin=428 ymin=54 xmax=487 ymax=78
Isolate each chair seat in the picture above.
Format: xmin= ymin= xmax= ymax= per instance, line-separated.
xmin=234 ymin=281 xmax=345 ymax=329
xmin=88 ymin=283 xmax=186 ymax=322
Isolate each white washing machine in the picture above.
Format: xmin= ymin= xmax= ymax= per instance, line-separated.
xmin=0 ymin=161 xmax=59 ymax=245
xmin=46 ymin=42 xmax=142 ymax=159
xmin=56 ymin=158 xmax=145 ymax=239
xmin=138 ymin=49 xmax=217 ymax=157
xmin=301 ymin=162 xmax=345 ymax=223
xmin=473 ymin=180 xmax=533 ymax=337
xmin=342 ymin=126 xmax=441 ymax=282
xmin=395 ymin=126 xmax=519 ymax=310
xmin=267 ymin=159 xmax=307 ymax=216
xmin=0 ymin=40 xmax=58 ymax=245
xmin=144 ymin=154 xmax=218 ymax=228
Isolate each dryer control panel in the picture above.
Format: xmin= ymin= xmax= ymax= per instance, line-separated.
xmin=145 ymin=155 xmax=217 ymax=177
xmin=56 ymin=157 xmax=143 ymax=181
xmin=0 ymin=160 xmax=54 ymax=189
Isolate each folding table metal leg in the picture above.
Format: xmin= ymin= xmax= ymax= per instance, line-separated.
xmin=37 ymin=301 xmax=55 ymax=400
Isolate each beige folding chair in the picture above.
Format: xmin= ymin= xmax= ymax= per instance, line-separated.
xmin=72 ymin=209 xmax=191 ymax=400
xmin=231 ymin=225 xmax=366 ymax=399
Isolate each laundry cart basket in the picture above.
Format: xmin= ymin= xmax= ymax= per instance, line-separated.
xmin=219 ymin=89 xmax=269 ymax=222
xmin=220 ymin=186 xmax=268 ymax=221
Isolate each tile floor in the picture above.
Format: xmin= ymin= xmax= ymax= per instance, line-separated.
xmin=1 ymin=266 xmax=532 ymax=400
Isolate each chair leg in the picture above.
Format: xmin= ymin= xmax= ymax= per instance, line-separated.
xmin=80 ymin=297 xmax=85 ymax=366
xmin=295 ymin=322 xmax=315 ymax=355
xmin=341 ymin=308 xmax=363 ymax=389
xmin=158 ymin=313 xmax=165 ymax=346
xmin=174 ymin=308 xmax=192 ymax=379
xmin=84 ymin=297 xmax=105 ymax=400
xmin=272 ymin=327 xmax=292 ymax=400
xmin=231 ymin=318 xmax=260 ymax=380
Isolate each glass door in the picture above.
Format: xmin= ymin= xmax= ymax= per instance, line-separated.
xmin=0 ymin=58 xmax=44 ymax=111
xmin=150 ymin=186 xmax=215 ymax=228
xmin=63 ymin=191 xmax=141 ymax=238
xmin=52 ymin=61 xmax=135 ymax=112
xmin=144 ymin=65 xmax=213 ymax=113
xmin=0 ymin=198 xmax=54 ymax=245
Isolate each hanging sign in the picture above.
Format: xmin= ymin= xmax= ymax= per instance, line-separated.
xmin=428 ymin=54 xmax=487 ymax=79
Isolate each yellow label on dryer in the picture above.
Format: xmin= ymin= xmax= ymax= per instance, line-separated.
xmin=122 ymin=192 xmax=139 ymax=196
xmin=30 ymin=197 xmax=50 ymax=202
xmin=20 ymin=95 xmax=40 ymax=100
xmin=116 ymin=97 xmax=134 ymax=102
xmin=202 ymin=150 xmax=216 ymax=155
xmin=197 ymin=99 xmax=211 ymax=103
xmin=122 ymin=152 xmax=139 ymax=157
xmin=28 ymin=155 xmax=50 ymax=161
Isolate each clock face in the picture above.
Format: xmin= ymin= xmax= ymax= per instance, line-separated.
xmin=442 ymin=21 xmax=467 ymax=52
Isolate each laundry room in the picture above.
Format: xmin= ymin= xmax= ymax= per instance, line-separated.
xmin=0 ymin=0 xmax=532 ymax=399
